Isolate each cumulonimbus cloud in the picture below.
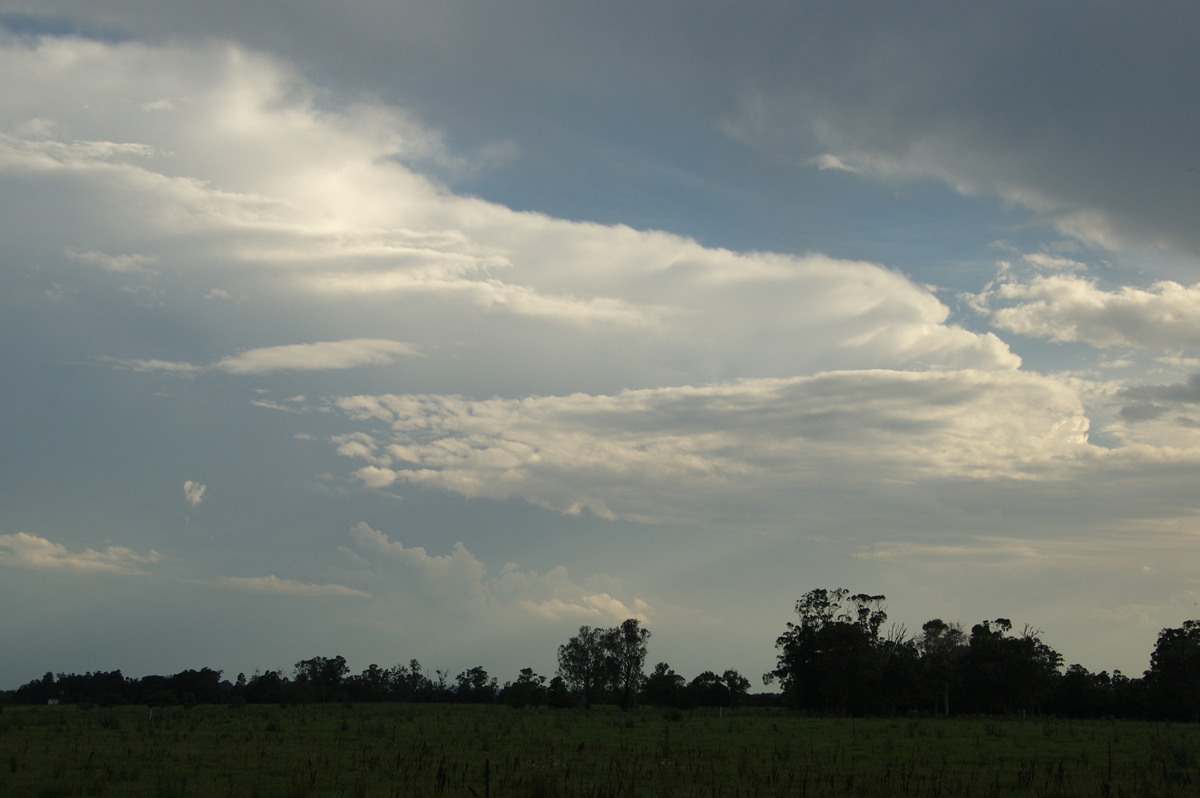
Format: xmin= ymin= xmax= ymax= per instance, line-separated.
xmin=0 ymin=33 xmax=1019 ymax=393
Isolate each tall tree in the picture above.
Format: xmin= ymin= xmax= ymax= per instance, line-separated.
xmin=557 ymin=625 xmax=612 ymax=709
xmin=557 ymin=619 xmax=649 ymax=708
xmin=1146 ymin=620 xmax=1200 ymax=720
xmin=916 ymin=619 xmax=966 ymax=716
xmin=500 ymin=668 xmax=549 ymax=707
xmin=959 ymin=619 xmax=1062 ymax=715
xmin=293 ymin=655 xmax=349 ymax=702
xmin=768 ymin=588 xmax=891 ymax=713
xmin=642 ymin=662 xmax=688 ymax=708
xmin=609 ymin=618 xmax=651 ymax=709
xmin=454 ymin=666 xmax=498 ymax=703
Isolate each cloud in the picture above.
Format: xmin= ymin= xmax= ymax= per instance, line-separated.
xmin=855 ymin=535 xmax=1151 ymax=570
xmin=0 ymin=32 xmax=1021 ymax=399
xmin=332 ymin=369 xmax=1093 ymax=526
xmin=215 ymin=339 xmax=420 ymax=375
xmin=521 ymin=594 xmax=652 ymax=624
xmin=1119 ymin=375 xmax=1200 ymax=409
xmin=111 ymin=339 xmax=419 ymax=376
xmin=0 ymin=532 xmax=161 ymax=575
xmin=702 ymin=4 xmax=1200 ymax=258
xmin=108 ymin=358 xmax=204 ymax=376
xmin=66 ymin=248 xmax=157 ymax=273
xmin=348 ymin=522 xmax=489 ymax=592
xmin=346 ymin=523 xmax=651 ymax=624
xmin=1107 ymin=375 xmax=1200 ymax=445
xmin=971 ymin=274 xmax=1200 ymax=349
xmin=183 ymin=480 xmax=206 ymax=506
xmin=807 ymin=153 xmax=859 ymax=173
xmin=210 ymin=574 xmax=369 ymax=598
xmin=0 ymin=8 xmax=1196 ymax=689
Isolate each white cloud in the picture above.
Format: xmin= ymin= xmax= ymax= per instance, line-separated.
xmin=0 ymin=9 xmax=1197 ymax=683
xmin=0 ymin=532 xmax=161 ymax=575
xmin=109 ymin=358 xmax=203 ymax=375
xmin=110 ymin=339 xmax=418 ymax=376
xmin=210 ymin=574 xmax=369 ymax=597
xmin=807 ymin=153 xmax=859 ymax=173
xmin=1022 ymin=253 xmax=1087 ymax=273
xmin=352 ymin=465 xmax=398 ymax=489
xmin=973 ymin=274 xmax=1200 ymax=349
xmin=346 ymin=522 xmax=652 ymax=624
xmin=66 ymin=248 xmax=157 ymax=273
xmin=183 ymin=480 xmax=206 ymax=506
xmin=521 ymin=594 xmax=652 ymax=623
xmin=215 ymin=339 xmax=420 ymax=375
xmin=331 ymin=369 xmax=1093 ymax=525
xmin=855 ymin=535 xmax=1149 ymax=569
xmin=0 ymin=33 xmax=1021 ymax=396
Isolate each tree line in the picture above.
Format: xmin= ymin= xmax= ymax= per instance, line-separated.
xmin=7 ymin=589 xmax=1200 ymax=720
xmin=766 ymin=588 xmax=1200 ymax=720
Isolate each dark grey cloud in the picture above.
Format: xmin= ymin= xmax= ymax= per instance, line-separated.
xmin=1118 ymin=374 xmax=1200 ymax=423
xmin=13 ymin=1 xmax=1196 ymax=264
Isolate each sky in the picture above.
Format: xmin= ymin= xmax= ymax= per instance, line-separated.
xmin=3 ymin=0 xmax=1200 ymax=690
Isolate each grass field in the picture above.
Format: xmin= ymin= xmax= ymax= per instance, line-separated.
xmin=2 ymin=702 xmax=1200 ymax=797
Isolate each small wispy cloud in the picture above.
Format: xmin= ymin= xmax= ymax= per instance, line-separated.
xmin=210 ymin=575 xmax=370 ymax=598
xmin=183 ymin=480 xmax=207 ymax=507
xmin=66 ymin=248 xmax=159 ymax=274
xmin=216 ymin=339 xmax=419 ymax=374
xmin=108 ymin=339 xmax=419 ymax=376
xmin=807 ymin=153 xmax=860 ymax=173
xmin=0 ymin=532 xmax=161 ymax=575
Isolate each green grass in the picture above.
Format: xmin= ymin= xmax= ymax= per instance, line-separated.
xmin=2 ymin=703 xmax=1200 ymax=797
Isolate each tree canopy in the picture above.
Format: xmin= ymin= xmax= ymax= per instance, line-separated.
xmin=8 ymin=592 xmax=1200 ymax=721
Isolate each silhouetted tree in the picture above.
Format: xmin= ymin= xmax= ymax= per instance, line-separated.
xmin=1050 ymin=664 xmax=1119 ymax=718
xmin=722 ymin=669 xmax=752 ymax=706
xmin=168 ymin=668 xmax=224 ymax=706
xmin=959 ymin=619 xmax=1062 ymax=715
xmin=393 ymin=659 xmax=433 ymax=701
xmin=609 ymin=618 xmax=651 ymax=709
xmin=293 ymin=655 xmax=349 ymax=703
xmin=642 ymin=662 xmax=689 ymax=708
xmin=500 ymin=668 xmax=549 ymax=707
xmin=688 ymin=671 xmax=730 ymax=707
xmin=345 ymin=663 xmax=394 ymax=702
xmin=917 ymin=619 xmax=966 ymax=715
xmin=454 ymin=666 xmax=498 ymax=703
xmin=557 ymin=625 xmax=614 ymax=708
xmin=556 ymin=619 xmax=650 ymax=708
xmin=547 ymin=675 xmax=576 ymax=708
xmin=244 ymin=669 xmax=290 ymax=704
xmin=1146 ymin=620 xmax=1200 ymax=720
xmin=15 ymin=672 xmax=58 ymax=704
xmin=768 ymin=588 xmax=891 ymax=713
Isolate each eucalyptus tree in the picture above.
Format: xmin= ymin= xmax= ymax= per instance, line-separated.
xmin=767 ymin=588 xmax=891 ymax=713
xmin=557 ymin=618 xmax=650 ymax=708
xmin=916 ymin=618 xmax=966 ymax=715
xmin=1146 ymin=619 xmax=1200 ymax=720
